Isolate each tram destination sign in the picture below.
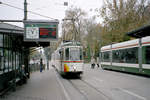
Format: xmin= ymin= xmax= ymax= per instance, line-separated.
xmin=24 ymin=20 xmax=59 ymax=42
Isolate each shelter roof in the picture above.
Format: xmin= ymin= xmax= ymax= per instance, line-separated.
xmin=0 ymin=23 xmax=23 ymax=35
xmin=127 ymin=25 xmax=150 ymax=38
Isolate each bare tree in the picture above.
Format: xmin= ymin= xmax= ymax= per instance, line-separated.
xmin=83 ymin=17 xmax=101 ymax=58
xmin=62 ymin=6 xmax=87 ymax=41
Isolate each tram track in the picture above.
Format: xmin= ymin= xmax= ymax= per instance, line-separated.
xmin=54 ymin=66 xmax=111 ymax=100
xmin=67 ymin=79 xmax=88 ymax=100
xmin=80 ymin=78 xmax=111 ymax=100
xmin=67 ymin=78 xmax=111 ymax=100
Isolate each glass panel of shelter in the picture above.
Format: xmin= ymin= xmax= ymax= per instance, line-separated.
xmin=0 ymin=48 xmax=3 ymax=74
xmin=2 ymin=34 xmax=22 ymax=73
xmin=0 ymin=34 xmax=3 ymax=47
xmin=0 ymin=33 xmax=3 ymax=74
xmin=3 ymin=34 xmax=10 ymax=72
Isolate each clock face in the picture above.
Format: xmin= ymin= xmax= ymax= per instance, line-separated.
xmin=26 ymin=27 xmax=39 ymax=39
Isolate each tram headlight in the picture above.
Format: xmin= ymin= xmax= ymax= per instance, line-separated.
xmin=73 ymin=66 xmax=76 ymax=70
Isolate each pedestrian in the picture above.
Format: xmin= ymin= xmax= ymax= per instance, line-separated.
xmin=91 ymin=57 xmax=95 ymax=69
xmin=96 ymin=57 xmax=100 ymax=68
xmin=21 ymin=65 xmax=27 ymax=84
xmin=40 ymin=59 xmax=43 ymax=72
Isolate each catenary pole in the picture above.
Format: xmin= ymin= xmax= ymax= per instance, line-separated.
xmin=24 ymin=0 xmax=27 ymax=20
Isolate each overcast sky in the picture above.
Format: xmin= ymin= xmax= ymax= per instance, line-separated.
xmin=0 ymin=0 xmax=103 ymax=35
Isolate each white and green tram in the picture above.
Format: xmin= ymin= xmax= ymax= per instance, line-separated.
xmin=100 ymin=36 xmax=150 ymax=76
xmin=51 ymin=41 xmax=84 ymax=76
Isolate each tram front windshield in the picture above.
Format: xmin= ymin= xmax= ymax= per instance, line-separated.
xmin=69 ymin=48 xmax=82 ymax=61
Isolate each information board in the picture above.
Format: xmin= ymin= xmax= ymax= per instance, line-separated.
xmin=24 ymin=20 xmax=59 ymax=42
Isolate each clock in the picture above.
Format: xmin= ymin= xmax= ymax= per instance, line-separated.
xmin=26 ymin=27 xmax=39 ymax=39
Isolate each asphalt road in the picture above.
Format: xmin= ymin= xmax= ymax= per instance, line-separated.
xmin=1 ymin=63 xmax=150 ymax=100
xmin=82 ymin=64 xmax=150 ymax=100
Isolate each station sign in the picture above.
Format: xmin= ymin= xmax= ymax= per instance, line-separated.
xmin=24 ymin=20 xmax=59 ymax=42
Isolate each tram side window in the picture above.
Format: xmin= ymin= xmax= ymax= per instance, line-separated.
xmin=112 ymin=47 xmax=138 ymax=63
xmin=144 ymin=46 xmax=150 ymax=64
xmin=101 ymin=51 xmax=110 ymax=62
xmin=113 ymin=50 xmax=120 ymax=63
xmin=124 ymin=47 xmax=138 ymax=63
xmin=59 ymin=50 xmax=64 ymax=60
xmin=65 ymin=48 xmax=69 ymax=60
xmin=80 ymin=48 xmax=83 ymax=60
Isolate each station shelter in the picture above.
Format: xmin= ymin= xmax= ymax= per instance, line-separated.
xmin=0 ymin=23 xmax=49 ymax=92
xmin=0 ymin=23 xmax=29 ymax=92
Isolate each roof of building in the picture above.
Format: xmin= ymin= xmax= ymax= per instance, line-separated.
xmin=127 ymin=25 xmax=150 ymax=38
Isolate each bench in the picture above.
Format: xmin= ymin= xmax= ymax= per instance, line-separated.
xmin=0 ymin=78 xmax=21 ymax=97
xmin=8 ymin=78 xmax=21 ymax=91
xmin=9 ymin=78 xmax=21 ymax=85
xmin=15 ymin=78 xmax=21 ymax=83
xmin=0 ymin=86 xmax=11 ymax=97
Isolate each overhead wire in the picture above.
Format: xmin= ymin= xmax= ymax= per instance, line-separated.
xmin=1 ymin=1 xmax=58 ymax=20
xmin=1 ymin=2 xmax=24 ymax=11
